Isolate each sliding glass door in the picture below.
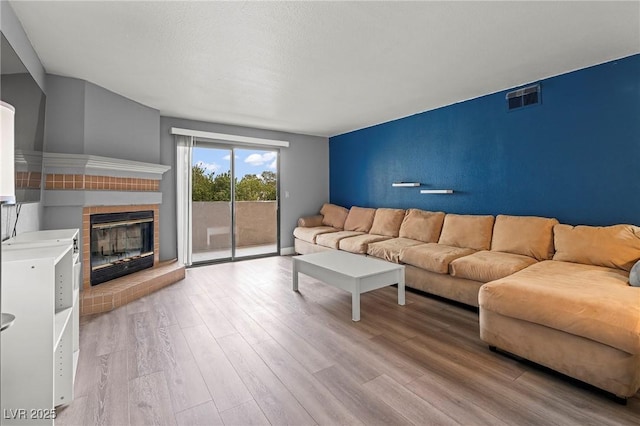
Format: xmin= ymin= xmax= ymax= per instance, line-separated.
xmin=189 ymin=142 xmax=279 ymax=264
xmin=233 ymin=148 xmax=278 ymax=258
xmin=191 ymin=145 xmax=233 ymax=262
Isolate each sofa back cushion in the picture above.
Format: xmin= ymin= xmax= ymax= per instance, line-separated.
xmin=399 ymin=209 xmax=445 ymax=243
xmin=438 ymin=214 xmax=495 ymax=250
xmin=369 ymin=208 xmax=406 ymax=237
xmin=553 ymin=224 xmax=640 ymax=271
xmin=491 ymin=215 xmax=559 ymax=260
xmin=320 ymin=203 xmax=349 ymax=229
xmin=343 ymin=206 xmax=377 ymax=232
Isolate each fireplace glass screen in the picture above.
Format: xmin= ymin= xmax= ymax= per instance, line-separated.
xmin=90 ymin=210 xmax=154 ymax=285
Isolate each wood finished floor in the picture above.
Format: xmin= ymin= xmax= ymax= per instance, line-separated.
xmin=57 ymin=256 xmax=640 ymax=426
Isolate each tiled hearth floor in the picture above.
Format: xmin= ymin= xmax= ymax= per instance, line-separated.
xmin=80 ymin=260 xmax=185 ymax=315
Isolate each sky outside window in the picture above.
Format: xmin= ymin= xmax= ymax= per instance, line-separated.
xmin=193 ymin=147 xmax=277 ymax=178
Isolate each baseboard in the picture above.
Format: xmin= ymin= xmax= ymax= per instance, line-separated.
xmin=280 ymin=246 xmax=295 ymax=255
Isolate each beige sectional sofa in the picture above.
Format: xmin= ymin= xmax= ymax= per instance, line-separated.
xmin=293 ymin=204 xmax=640 ymax=400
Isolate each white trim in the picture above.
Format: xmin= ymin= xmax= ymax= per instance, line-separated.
xmin=170 ymin=127 xmax=289 ymax=148
xmin=43 ymin=152 xmax=171 ymax=177
xmin=280 ymin=247 xmax=295 ymax=255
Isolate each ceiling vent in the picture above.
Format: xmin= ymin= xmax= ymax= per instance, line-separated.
xmin=506 ymin=84 xmax=540 ymax=110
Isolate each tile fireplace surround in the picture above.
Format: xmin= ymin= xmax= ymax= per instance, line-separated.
xmin=42 ymin=153 xmax=184 ymax=315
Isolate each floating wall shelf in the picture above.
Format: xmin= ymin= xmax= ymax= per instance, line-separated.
xmin=420 ymin=189 xmax=454 ymax=194
xmin=392 ymin=182 xmax=421 ymax=187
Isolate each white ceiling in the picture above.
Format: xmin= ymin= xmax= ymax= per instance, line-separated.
xmin=9 ymin=1 xmax=640 ymax=137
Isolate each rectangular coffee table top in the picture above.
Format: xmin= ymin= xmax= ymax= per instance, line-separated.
xmin=293 ymin=250 xmax=403 ymax=278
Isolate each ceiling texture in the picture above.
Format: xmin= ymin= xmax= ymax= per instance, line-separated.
xmin=9 ymin=1 xmax=640 ymax=137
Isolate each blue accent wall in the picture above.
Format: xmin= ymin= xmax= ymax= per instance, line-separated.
xmin=329 ymin=54 xmax=640 ymax=226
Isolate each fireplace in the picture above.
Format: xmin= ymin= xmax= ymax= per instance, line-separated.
xmin=90 ymin=210 xmax=154 ymax=286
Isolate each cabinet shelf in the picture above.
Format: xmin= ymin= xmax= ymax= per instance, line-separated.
xmin=420 ymin=189 xmax=454 ymax=194
xmin=392 ymin=182 xmax=421 ymax=187
xmin=54 ymin=308 xmax=73 ymax=351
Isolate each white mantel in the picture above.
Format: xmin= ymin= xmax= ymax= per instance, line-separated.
xmin=43 ymin=152 xmax=170 ymax=179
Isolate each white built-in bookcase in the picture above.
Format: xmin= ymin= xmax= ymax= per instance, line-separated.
xmin=1 ymin=229 xmax=80 ymax=425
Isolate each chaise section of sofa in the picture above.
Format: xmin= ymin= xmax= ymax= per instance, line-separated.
xmin=479 ymin=223 xmax=640 ymax=399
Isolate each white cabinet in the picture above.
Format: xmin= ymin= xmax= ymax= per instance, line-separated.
xmin=1 ymin=230 xmax=79 ymax=425
xmin=3 ymin=229 xmax=80 ymax=379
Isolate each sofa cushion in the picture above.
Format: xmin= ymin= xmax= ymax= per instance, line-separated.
xmin=369 ymin=208 xmax=406 ymax=238
xmin=316 ymin=231 xmax=365 ymax=249
xmin=491 ymin=215 xmax=559 ymax=261
xmin=398 ymin=209 xmax=445 ymax=243
xmin=339 ymin=234 xmax=391 ymax=254
xmin=293 ymin=226 xmax=339 ymax=244
xmin=631 ymin=260 xmax=640 ymax=287
xmin=367 ymin=238 xmax=423 ymax=263
xmin=320 ymin=203 xmax=349 ymax=229
xmin=553 ymin=224 xmax=640 ymax=271
xmin=438 ymin=214 xmax=495 ymax=250
xmin=479 ymin=261 xmax=640 ymax=355
xmin=400 ymin=243 xmax=475 ymax=274
xmin=343 ymin=206 xmax=377 ymax=232
xmin=450 ymin=250 xmax=537 ymax=282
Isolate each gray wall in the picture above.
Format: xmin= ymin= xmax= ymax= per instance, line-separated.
xmin=39 ymin=206 xmax=81 ymax=240
xmin=44 ymin=76 xmax=160 ymax=163
xmin=0 ymin=1 xmax=45 ymax=91
xmin=0 ymin=1 xmax=46 ymax=239
xmin=44 ymin=75 xmax=85 ymax=154
xmin=1 ymin=73 xmax=46 ymax=157
xmin=159 ymin=117 xmax=329 ymax=260
xmin=84 ymin=82 xmax=160 ymax=163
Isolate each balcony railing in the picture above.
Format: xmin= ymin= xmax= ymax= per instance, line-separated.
xmin=192 ymin=201 xmax=277 ymax=253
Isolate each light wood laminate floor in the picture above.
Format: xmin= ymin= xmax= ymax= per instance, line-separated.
xmin=57 ymin=256 xmax=640 ymax=425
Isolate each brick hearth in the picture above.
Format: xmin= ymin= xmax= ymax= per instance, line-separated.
xmin=79 ymin=260 xmax=185 ymax=316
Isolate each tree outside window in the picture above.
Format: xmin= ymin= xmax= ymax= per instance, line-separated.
xmin=192 ymin=166 xmax=276 ymax=202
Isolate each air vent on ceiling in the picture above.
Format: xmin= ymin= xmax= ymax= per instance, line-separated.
xmin=506 ymin=84 xmax=540 ymax=110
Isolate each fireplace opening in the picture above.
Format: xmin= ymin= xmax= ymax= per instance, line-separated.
xmin=90 ymin=210 xmax=154 ymax=286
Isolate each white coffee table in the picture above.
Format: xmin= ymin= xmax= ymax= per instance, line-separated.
xmin=292 ymin=250 xmax=405 ymax=321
